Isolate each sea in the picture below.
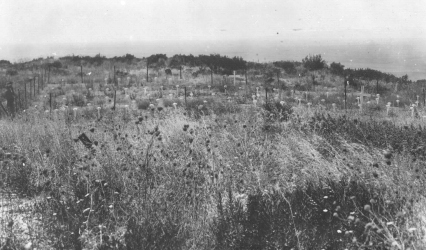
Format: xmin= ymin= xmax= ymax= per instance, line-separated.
xmin=1 ymin=39 xmax=425 ymax=81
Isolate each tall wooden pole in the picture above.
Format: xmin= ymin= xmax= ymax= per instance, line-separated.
xmin=146 ymin=61 xmax=149 ymax=83
xmin=24 ymin=83 xmax=27 ymax=109
xmin=48 ymin=66 xmax=51 ymax=85
xmin=265 ymin=87 xmax=268 ymax=103
xmin=113 ymin=65 xmax=116 ymax=86
xmin=17 ymin=90 xmax=21 ymax=111
xmin=344 ymin=77 xmax=347 ymax=111
xmin=113 ymin=90 xmax=116 ymax=110
xmin=33 ymin=77 xmax=36 ymax=98
xmin=49 ymin=93 xmax=52 ymax=115
xmin=81 ymin=64 xmax=84 ymax=83
xmin=210 ymin=68 xmax=213 ymax=85
xmin=184 ymin=87 xmax=187 ymax=107
xmin=180 ymin=65 xmax=182 ymax=79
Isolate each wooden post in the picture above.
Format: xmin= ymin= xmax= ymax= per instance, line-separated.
xmin=180 ymin=65 xmax=182 ymax=79
xmin=24 ymin=83 xmax=27 ymax=108
xmin=265 ymin=87 xmax=268 ymax=103
xmin=17 ymin=90 xmax=21 ymax=111
xmin=211 ymin=68 xmax=213 ymax=85
xmin=113 ymin=90 xmax=116 ymax=110
xmin=48 ymin=66 xmax=50 ymax=85
xmin=344 ymin=77 xmax=347 ymax=111
xmin=37 ymin=76 xmax=40 ymax=94
xmin=81 ymin=64 xmax=84 ymax=83
xmin=113 ymin=66 xmax=116 ymax=86
xmin=245 ymin=69 xmax=248 ymax=85
xmin=49 ymin=92 xmax=52 ymax=114
xmin=146 ymin=60 xmax=149 ymax=82
xmin=33 ymin=77 xmax=35 ymax=97
xmin=184 ymin=87 xmax=187 ymax=106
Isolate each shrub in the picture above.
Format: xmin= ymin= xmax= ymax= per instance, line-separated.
xmin=302 ymin=54 xmax=326 ymax=71
xmin=262 ymin=101 xmax=293 ymax=122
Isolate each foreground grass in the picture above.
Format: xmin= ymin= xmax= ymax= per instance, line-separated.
xmin=0 ymin=105 xmax=425 ymax=249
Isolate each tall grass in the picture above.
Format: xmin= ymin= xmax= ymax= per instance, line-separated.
xmin=0 ymin=105 xmax=425 ymax=249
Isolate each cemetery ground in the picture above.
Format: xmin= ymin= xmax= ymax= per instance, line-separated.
xmin=1 ymin=62 xmax=426 ymax=249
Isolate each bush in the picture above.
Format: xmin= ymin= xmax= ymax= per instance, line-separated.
xmin=262 ymin=101 xmax=293 ymax=122
xmin=302 ymin=54 xmax=326 ymax=71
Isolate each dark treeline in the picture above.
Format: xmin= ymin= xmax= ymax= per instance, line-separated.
xmin=0 ymin=53 xmax=420 ymax=83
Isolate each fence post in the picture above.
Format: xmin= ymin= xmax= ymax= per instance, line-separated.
xmin=33 ymin=77 xmax=36 ymax=98
xmin=48 ymin=66 xmax=50 ymax=85
xmin=146 ymin=61 xmax=149 ymax=82
xmin=184 ymin=87 xmax=187 ymax=107
xmin=113 ymin=90 xmax=116 ymax=110
xmin=50 ymin=92 xmax=52 ymax=115
xmin=265 ymin=87 xmax=268 ymax=104
xmin=81 ymin=64 xmax=84 ymax=83
xmin=180 ymin=65 xmax=182 ymax=79
xmin=24 ymin=82 xmax=27 ymax=108
xmin=344 ymin=77 xmax=347 ymax=111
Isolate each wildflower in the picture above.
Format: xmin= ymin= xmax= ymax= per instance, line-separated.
xmin=408 ymin=227 xmax=416 ymax=233
xmin=323 ymin=209 xmax=328 ymax=212
xmin=386 ymin=221 xmax=394 ymax=226
xmin=24 ymin=242 xmax=32 ymax=250
xmin=347 ymin=215 xmax=355 ymax=221
xmin=384 ymin=150 xmax=392 ymax=159
xmin=364 ymin=204 xmax=371 ymax=212
xmin=337 ymin=230 xmax=342 ymax=234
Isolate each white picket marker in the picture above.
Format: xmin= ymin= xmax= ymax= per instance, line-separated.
xmin=386 ymin=103 xmax=391 ymax=116
xmin=97 ymin=107 xmax=101 ymax=119
xmin=73 ymin=108 xmax=78 ymax=120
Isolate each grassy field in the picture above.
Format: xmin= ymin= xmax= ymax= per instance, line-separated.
xmin=0 ymin=59 xmax=426 ymax=249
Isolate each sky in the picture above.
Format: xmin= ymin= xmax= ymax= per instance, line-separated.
xmin=0 ymin=0 xmax=425 ymax=79
xmin=1 ymin=0 xmax=425 ymax=44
